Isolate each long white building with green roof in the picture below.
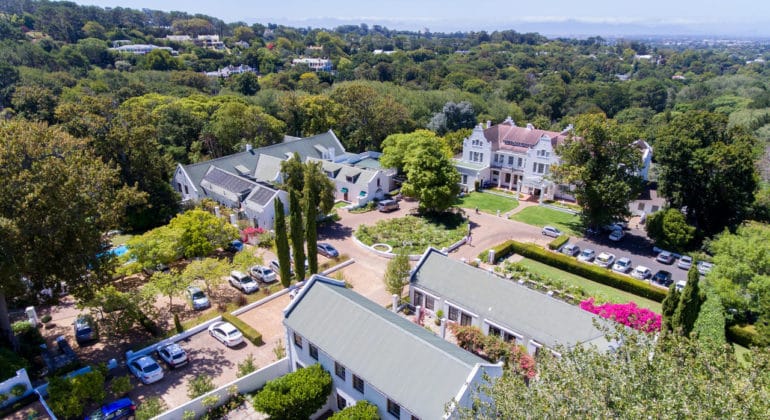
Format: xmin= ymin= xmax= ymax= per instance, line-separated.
xmin=284 ymin=275 xmax=503 ymax=419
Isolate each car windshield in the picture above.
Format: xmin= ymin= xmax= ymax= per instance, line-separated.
xmin=581 ymin=250 xmax=592 ymax=256
xmin=227 ymin=330 xmax=240 ymax=337
xmin=192 ymin=291 xmax=205 ymax=299
xmin=78 ymin=326 xmax=92 ymax=335
xmin=142 ymin=363 xmax=159 ymax=373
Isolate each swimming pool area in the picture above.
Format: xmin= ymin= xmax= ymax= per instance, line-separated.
xmin=111 ymin=244 xmax=128 ymax=257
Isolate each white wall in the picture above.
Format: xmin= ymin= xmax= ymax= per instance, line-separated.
xmin=0 ymin=369 xmax=32 ymax=409
xmin=173 ymin=166 xmax=199 ymax=202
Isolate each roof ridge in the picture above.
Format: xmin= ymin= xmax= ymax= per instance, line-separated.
xmin=183 ymin=150 xmax=255 ymax=169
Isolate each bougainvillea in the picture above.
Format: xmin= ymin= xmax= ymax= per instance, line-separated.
xmin=580 ymin=298 xmax=661 ymax=332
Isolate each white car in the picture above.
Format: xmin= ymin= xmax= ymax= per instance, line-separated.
xmin=577 ymin=248 xmax=596 ymax=262
xmin=608 ymin=230 xmax=625 ymax=241
xmin=631 ymin=265 xmax=652 ymax=280
xmin=697 ymin=261 xmax=714 ymax=276
xmin=230 ymin=270 xmax=259 ymax=294
xmin=249 ymin=265 xmax=277 ymax=283
xmin=562 ymin=243 xmax=580 ymax=257
xmin=612 ymin=257 xmax=633 ymax=273
xmin=128 ymin=356 xmax=164 ymax=384
xmin=541 ymin=226 xmax=562 ymax=238
xmin=594 ymin=252 xmax=616 ymax=268
xmin=208 ymin=321 xmax=244 ymax=347
xmin=678 ymin=256 xmax=693 ymax=270
xmin=675 ymin=280 xmax=687 ymax=292
xmin=156 ymin=343 xmax=188 ymax=369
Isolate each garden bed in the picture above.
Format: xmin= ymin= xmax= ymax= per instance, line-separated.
xmin=355 ymin=214 xmax=468 ymax=254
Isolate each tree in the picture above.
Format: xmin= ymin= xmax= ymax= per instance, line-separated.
xmin=693 ymin=292 xmax=726 ymax=347
xmin=168 ymin=209 xmax=239 ymax=259
xmin=329 ymin=400 xmax=380 ymax=420
xmin=149 ymin=270 xmax=188 ymax=312
xmin=464 ymin=329 xmax=770 ymax=419
xmin=142 ymin=49 xmax=180 ymax=71
xmin=274 ymin=197 xmax=292 ymax=288
xmin=280 ymin=157 xmax=336 ymax=215
xmin=126 ymin=226 xmax=183 ymax=272
xmin=661 ymin=284 xmax=681 ymax=333
xmin=252 ymin=364 xmax=332 ymax=420
xmin=231 ymin=72 xmax=260 ymax=96
xmin=305 ymin=196 xmax=319 ymax=275
xmin=289 ymin=189 xmax=306 ymax=281
xmin=673 ymin=266 xmax=704 ymax=337
xmin=232 ymin=250 xmax=261 ymax=272
xmin=552 ymin=114 xmax=643 ymax=228
xmin=187 ymin=374 xmax=215 ymax=399
xmin=0 ymin=120 xmax=142 ymax=343
xmin=382 ymin=130 xmax=460 ymax=213
xmin=645 ymin=209 xmax=696 ymax=252
xmin=655 ymin=111 xmax=758 ymax=235
xmin=427 ymin=101 xmax=477 ymax=135
xmin=181 ymin=258 xmax=230 ymax=297
xmin=48 ymin=369 xmax=106 ymax=419
xmin=203 ymin=102 xmax=285 ymax=157
xmin=384 ymin=248 xmax=411 ymax=296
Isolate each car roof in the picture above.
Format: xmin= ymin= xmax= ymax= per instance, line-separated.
xmin=635 ymin=265 xmax=650 ymax=271
xmin=581 ymin=248 xmax=594 ymax=253
xmin=598 ymin=252 xmax=613 ymax=257
xmin=187 ymin=286 xmax=202 ymax=293
xmin=133 ymin=356 xmax=157 ymax=367
xmin=617 ymin=257 xmax=631 ymax=262
xmin=160 ymin=343 xmax=183 ymax=353
xmin=103 ymin=398 xmax=134 ymax=412
xmin=655 ymin=270 xmax=672 ymax=275
xmin=680 ymin=255 xmax=692 ymax=260
xmin=216 ymin=322 xmax=238 ymax=333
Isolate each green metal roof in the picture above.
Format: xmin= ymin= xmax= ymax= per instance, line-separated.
xmin=284 ymin=276 xmax=499 ymax=419
xmin=411 ymin=248 xmax=611 ymax=351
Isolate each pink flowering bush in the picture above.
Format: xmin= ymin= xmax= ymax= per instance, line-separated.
xmin=580 ymin=298 xmax=661 ymax=333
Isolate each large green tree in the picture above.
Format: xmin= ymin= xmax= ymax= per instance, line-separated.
xmin=0 ymin=120 xmax=142 ymax=343
xmin=252 ymin=364 xmax=332 ymax=420
xmin=645 ymin=208 xmax=696 ymax=252
xmin=553 ymin=113 xmax=643 ymax=228
xmin=655 ymin=111 xmax=758 ymax=235
xmin=274 ymin=197 xmax=292 ymax=288
xmin=673 ymin=266 xmax=704 ymax=336
xmin=280 ymin=156 xmax=335 ymax=215
xmin=383 ymin=248 xmax=411 ymax=296
xmin=289 ymin=189 xmax=306 ymax=281
xmin=168 ymin=209 xmax=239 ymax=259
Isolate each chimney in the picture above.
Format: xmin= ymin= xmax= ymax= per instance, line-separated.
xmin=561 ymin=124 xmax=574 ymax=135
xmin=486 ymin=120 xmax=492 ymax=128
xmin=504 ymin=116 xmax=515 ymax=125
xmin=526 ymin=123 xmax=534 ymax=130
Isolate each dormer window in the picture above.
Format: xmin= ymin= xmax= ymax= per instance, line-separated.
xmin=346 ymin=176 xmax=355 ymax=183
xmin=325 ymin=171 xmax=334 ymax=179
xmin=537 ymin=150 xmax=550 ymax=158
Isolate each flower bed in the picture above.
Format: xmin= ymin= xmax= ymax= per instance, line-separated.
xmin=579 ymin=298 xmax=661 ymax=333
xmin=355 ymin=214 xmax=467 ymax=254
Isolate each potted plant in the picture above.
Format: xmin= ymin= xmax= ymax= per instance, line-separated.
xmin=435 ymin=310 xmax=444 ymax=326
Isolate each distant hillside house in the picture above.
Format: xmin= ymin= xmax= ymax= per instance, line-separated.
xmin=410 ymin=248 xmax=613 ymax=356
xmin=204 ymin=64 xmax=256 ymax=78
xmin=109 ymin=44 xmax=177 ymax=55
xmin=455 ymin=117 xmax=652 ymax=201
xmin=172 ymin=131 xmax=395 ymax=228
xmin=284 ymin=275 xmax=503 ymax=419
xmin=292 ymin=57 xmax=333 ymax=72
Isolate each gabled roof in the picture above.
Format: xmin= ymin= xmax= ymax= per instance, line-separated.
xmin=307 ymin=158 xmax=377 ymax=188
xmin=483 ymin=118 xmax=571 ymax=151
xmin=200 ymin=167 xmax=256 ymax=196
xmin=253 ymin=154 xmax=284 ymax=183
xmin=411 ymin=248 xmax=610 ymax=351
xmin=285 ymin=276 xmax=500 ymax=420
xmin=244 ymin=184 xmax=279 ymax=209
xmin=181 ymin=149 xmax=260 ymax=192
xmin=257 ymin=130 xmax=346 ymax=162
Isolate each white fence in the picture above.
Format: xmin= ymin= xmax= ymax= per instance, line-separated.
xmin=154 ymin=358 xmax=290 ymax=420
xmin=0 ymin=369 xmax=33 ymax=409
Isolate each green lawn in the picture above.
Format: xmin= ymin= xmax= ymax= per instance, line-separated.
xmin=511 ymin=206 xmax=583 ymax=236
xmin=516 ymin=258 xmax=663 ymax=312
xmin=455 ymin=191 xmax=519 ymax=214
xmin=356 ymin=214 xmax=468 ymax=254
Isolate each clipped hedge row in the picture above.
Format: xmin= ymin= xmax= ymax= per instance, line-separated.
xmin=548 ymin=234 xmax=569 ymax=250
xmin=726 ymin=324 xmax=761 ymax=348
xmin=221 ymin=312 xmax=264 ymax=346
xmin=505 ymin=241 xmax=668 ymax=302
xmin=479 ymin=240 xmax=518 ymax=263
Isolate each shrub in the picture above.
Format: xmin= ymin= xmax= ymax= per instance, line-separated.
xmin=10 ymin=383 xmax=26 ymax=397
xmin=40 ymin=315 xmax=52 ymax=324
xmin=451 ymin=324 xmax=486 ymax=353
xmin=109 ymin=375 xmax=132 ymax=398
xmin=547 ymin=234 xmax=569 ymax=250
xmin=580 ymin=298 xmax=662 ymax=333
xmin=221 ymin=312 xmax=263 ymax=345
xmin=329 ymin=400 xmax=380 ymax=419
xmin=693 ymin=293 xmax=726 ymax=346
xmin=503 ymin=241 xmax=667 ymax=302
xmin=135 ymin=397 xmax=167 ymax=420
xmin=0 ymin=393 xmax=7 ymax=405
xmin=48 ymin=369 xmax=106 ymax=419
xmin=273 ymin=339 xmax=286 ymax=359
xmin=237 ymin=353 xmax=258 ymax=378
xmin=0 ymin=348 xmax=28 ymax=381
xmin=726 ymin=324 xmax=760 ymax=348
xmin=479 ymin=240 xmax=519 ymax=263
xmin=187 ymin=374 xmax=215 ymax=399
xmin=252 ymin=364 xmax=332 ymax=420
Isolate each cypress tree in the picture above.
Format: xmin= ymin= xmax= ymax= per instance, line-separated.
xmin=305 ymin=199 xmax=318 ymax=275
xmin=289 ymin=189 xmax=306 ymax=281
xmin=661 ymin=284 xmax=680 ymax=332
xmin=273 ymin=196 xmax=291 ymax=288
xmin=673 ymin=266 xmax=704 ymax=336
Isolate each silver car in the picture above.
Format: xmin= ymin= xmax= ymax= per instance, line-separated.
xmin=157 ymin=343 xmax=188 ymax=369
xmin=249 ymin=265 xmax=277 ymax=283
xmin=562 ymin=244 xmax=580 ymax=257
xmin=128 ymin=356 xmax=164 ymax=385
xmin=577 ymin=248 xmax=596 ymax=262
xmin=542 ymin=226 xmax=562 ymax=238
xmin=594 ymin=252 xmax=616 ymax=268
xmin=612 ymin=257 xmax=633 ymax=273
xmin=208 ymin=321 xmax=244 ymax=347
xmin=677 ymin=256 xmax=693 ymax=270
xmin=230 ymin=270 xmax=259 ymax=294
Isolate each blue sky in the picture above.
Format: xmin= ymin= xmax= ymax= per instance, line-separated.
xmin=71 ymin=1 xmax=770 ymax=36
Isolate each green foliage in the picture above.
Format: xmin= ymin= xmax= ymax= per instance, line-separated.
xmin=304 ymin=194 xmax=318 ymax=275
xmin=109 ymin=375 xmax=132 ymax=398
xmin=693 ymin=292 xmax=726 ymax=346
xmin=220 ymin=312 xmax=263 ymax=345
xmin=661 ymin=284 xmax=681 ymax=332
xmin=274 ymin=196 xmax=292 ymax=288
xmin=552 ymin=114 xmax=643 ymax=228
xmin=273 ymin=339 xmax=286 ymax=360
xmin=329 ymin=400 xmax=380 ymax=420
xmin=501 ymin=241 xmax=667 ymax=302
xmin=289 ymin=189 xmax=306 ymax=281
xmin=187 ymin=374 xmax=215 ymax=399
xmin=231 ymin=249 xmax=261 ymax=272
xmin=673 ymin=267 xmax=704 ymax=336
xmin=48 ymin=369 xmax=106 ymax=420
xmin=384 ymin=248 xmax=412 ymax=296
xmin=135 ymin=397 xmax=167 ymax=420
xmin=645 ymin=209 xmax=696 ymax=252
xmin=149 ymin=270 xmax=188 ymax=311
xmin=169 ymin=209 xmax=239 ymax=259
xmin=547 ymin=234 xmax=570 ymax=250
xmin=252 ymin=364 xmax=332 ymax=420
xmin=237 ymin=353 xmax=258 ymax=378
xmin=356 ymin=214 xmax=468 ymax=254
xmin=181 ymin=257 xmax=230 ymax=297
xmin=9 ymin=383 xmax=26 ymax=397
xmin=726 ymin=324 xmax=761 ymax=348
xmin=0 ymin=347 xmax=29 ymax=380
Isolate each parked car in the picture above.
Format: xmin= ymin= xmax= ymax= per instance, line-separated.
xmin=541 ymin=226 xmax=562 ymax=238
xmin=377 ymin=199 xmax=400 ymax=212
xmin=74 ymin=314 xmax=98 ymax=345
xmin=85 ymin=398 xmax=136 ymax=420
xmin=208 ymin=321 xmax=244 ymax=347
xmin=142 ymin=263 xmax=170 ymax=276
xmin=656 ymin=251 xmax=675 ymax=264
xmin=561 ymin=243 xmax=580 ymax=257
xmin=270 ymin=259 xmax=294 ymax=277
xmin=577 ymin=248 xmax=596 ymax=262
xmin=608 ymin=229 xmax=625 ymax=241
xmin=186 ymin=286 xmax=210 ymax=310
xmin=602 ymin=223 xmax=624 ymax=232
xmin=317 ymin=242 xmax=340 ymax=258
xmin=249 ymin=265 xmax=277 ymax=283
xmin=157 ymin=342 xmax=188 ymax=369
xmin=676 ymin=280 xmax=687 ymax=292
xmin=594 ymin=252 xmax=616 ymax=268
xmin=631 ymin=265 xmax=652 ymax=280
xmin=128 ymin=356 xmax=164 ymax=384
xmin=697 ymin=261 xmax=714 ymax=276
xmin=652 ymin=270 xmax=673 ymax=286
xmin=612 ymin=257 xmax=633 ymax=273
xmin=677 ymin=255 xmax=693 ymax=270
xmin=228 ymin=240 xmax=244 ymax=252
xmin=230 ymin=270 xmax=259 ymax=294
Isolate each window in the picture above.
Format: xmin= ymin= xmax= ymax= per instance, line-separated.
xmin=293 ymin=332 xmax=303 ymax=349
xmin=651 ymin=205 xmax=660 ymax=213
xmin=346 ymin=176 xmax=355 ymax=183
xmin=176 ymin=182 xmax=182 ymax=192
xmin=387 ymin=399 xmax=401 ymax=417
xmin=425 ymin=296 xmax=435 ymax=310
xmin=637 ymin=202 xmax=645 ymax=211
xmin=479 ymin=153 xmax=484 ymax=162
xmin=413 ymin=291 xmax=424 ymax=307
xmin=309 ymin=343 xmax=318 ymax=360
xmin=448 ymin=306 xmax=459 ymax=322
xmin=518 ymin=157 xmax=523 ymax=167
xmin=460 ymin=312 xmax=472 ymax=326
xmin=508 ymin=156 xmax=514 ymax=165
xmin=412 ymin=416 xmax=421 ymax=420
xmin=184 ymin=185 xmax=189 ymax=194
xmin=353 ymin=374 xmax=364 ymax=393
xmin=336 ymin=394 xmax=347 ymax=410
xmin=334 ymin=362 xmax=346 ymax=380
xmin=461 ymin=174 xmax=468 ymax=184
xmin=503 ymin=332 xmax=517 ymax=343
xmin=488 ymin=325 xmax=501 ymax=337
xmin=326 ymin=171 xmax=334 ymax=178
xmin=377 ymin=178 xmax=381 ymax=187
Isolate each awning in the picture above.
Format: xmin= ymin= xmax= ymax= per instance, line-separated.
xmin=340 ymin=187 xmax=348 ymax=193
xmin=359 ymin=191 xmax=367 ymax=197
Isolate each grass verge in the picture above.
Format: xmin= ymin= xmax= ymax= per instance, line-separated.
xmin=455 ymin=191 xmax=519 ymax=214
xmin=511 ymin=206 xmax=583 ymax=236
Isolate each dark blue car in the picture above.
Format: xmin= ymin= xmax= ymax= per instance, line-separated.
xmin=228 ymin=240 xmax=244 ymax=252
xmin=85 ymin=398 xmax=136 ymax=420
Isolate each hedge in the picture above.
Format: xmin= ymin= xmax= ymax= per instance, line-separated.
xmin=726 ymin=324 xmax=761 ymax=348
xmin=548 ymin=234 xmax=569 ymax=250
xmin=478 ymin=240 xmax=518 ymax=263
xmin=503 ymin=241 xmax=668 ymax=302
xmin=221 ymin=312 xmax=264 ymax=346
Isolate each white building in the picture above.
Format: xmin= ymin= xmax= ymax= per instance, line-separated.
xmin=291 ymin=57 xmax=333 ymax=72
xmin=284 ymin=275 xmax=503 ymax=419
xmin=109 ymin=44 xmax=177 ymax=55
